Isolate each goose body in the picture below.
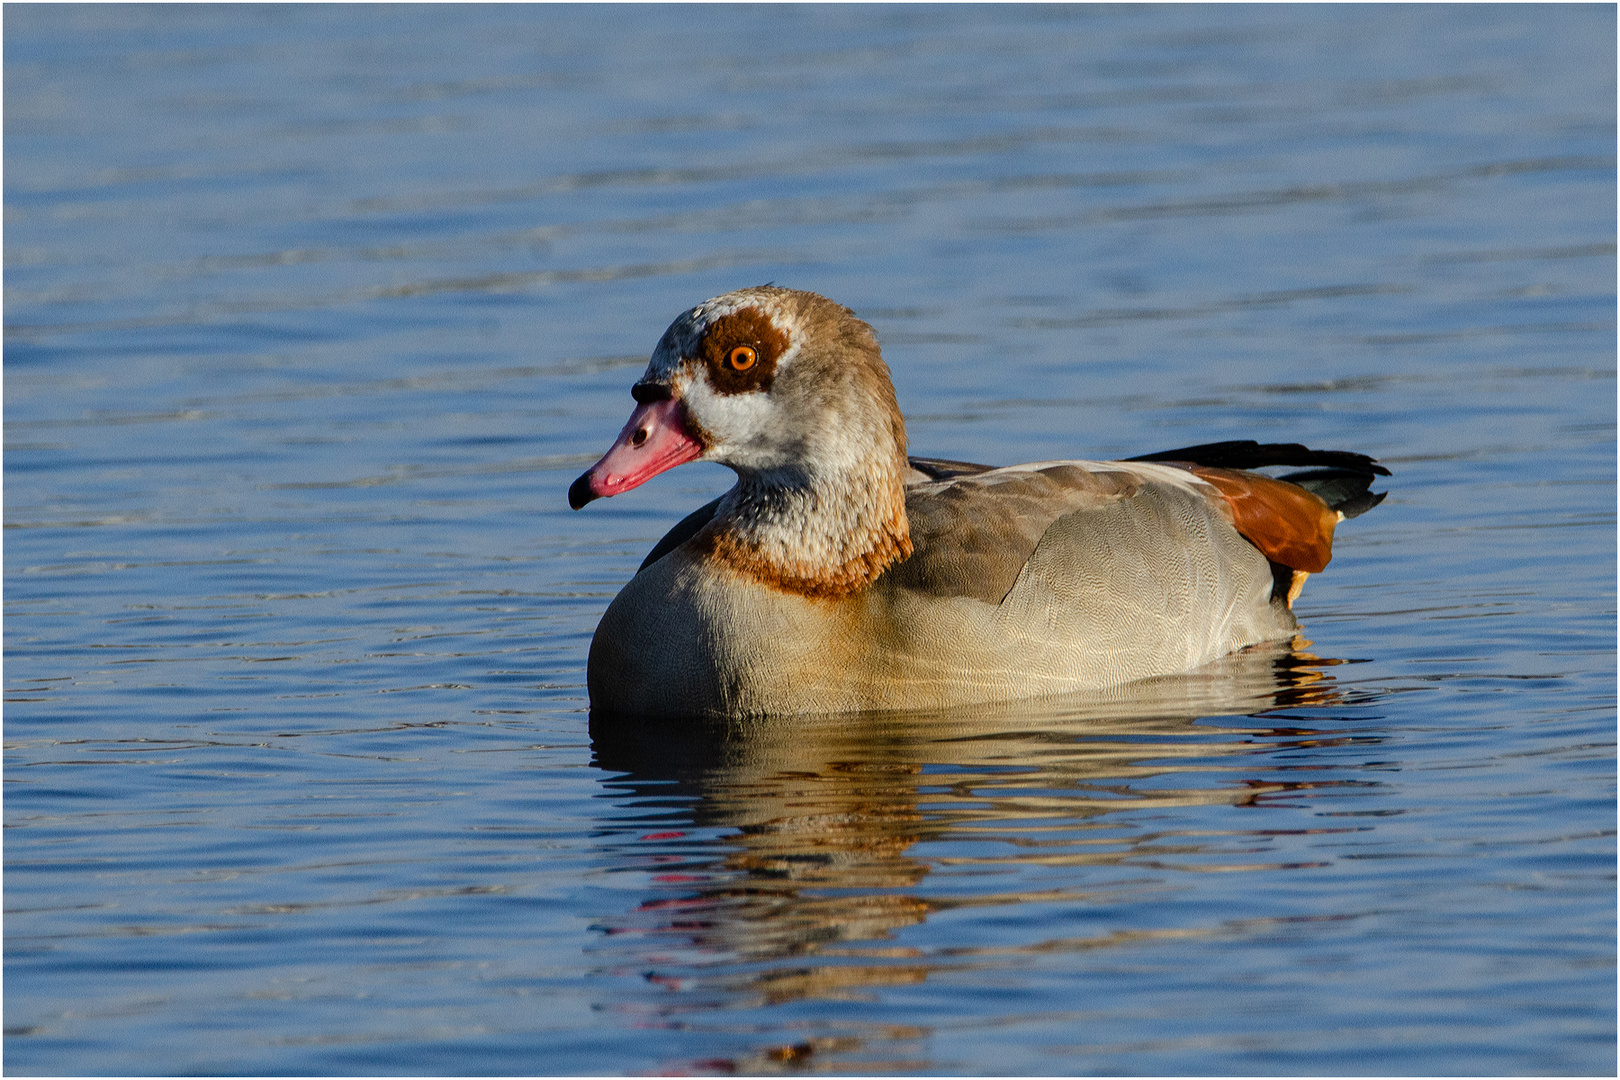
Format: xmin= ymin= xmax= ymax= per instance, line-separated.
xmin=570 ymin=287 xmax=1387 ymax=718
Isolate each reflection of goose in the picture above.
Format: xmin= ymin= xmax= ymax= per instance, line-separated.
xmin=588 ymin=641 xmax=1371 ymax=1028
xmin=591 ymin=638 xmax=1357 ymax=787
xmin=572 ymin=286 xmax=1387 ymax=718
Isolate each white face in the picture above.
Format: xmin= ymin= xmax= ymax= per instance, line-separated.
xmin=679 ymin=369 xmax=794 ymax=470
xmin=641 ymin=289 xmax=811 ymax=475
xmin=628 ymin=285 xmax=902 ymax=490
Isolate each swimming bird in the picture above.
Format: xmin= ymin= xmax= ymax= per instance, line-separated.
xmin=570 ymin=286 xmax=1387 ymax=718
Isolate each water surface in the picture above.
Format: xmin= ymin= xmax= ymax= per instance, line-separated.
xmin=6 ymin=5 xmax=1614 ymax=1075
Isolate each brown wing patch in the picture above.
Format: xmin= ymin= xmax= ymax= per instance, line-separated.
xmin=1186 ymin=466 xmax=1338 ymax=573
xmin=697 ymin=307 xmax=790 ymax=396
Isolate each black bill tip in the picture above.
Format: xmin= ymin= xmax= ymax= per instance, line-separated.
xmin=568 ymin=472 xmax=599 ymax=510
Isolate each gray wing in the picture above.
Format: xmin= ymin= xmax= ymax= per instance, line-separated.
xmin=887 ymin=463 xmax=1147 ymax=605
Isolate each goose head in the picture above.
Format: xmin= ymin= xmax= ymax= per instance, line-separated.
xmin=569 ymin=286 xmax=913 ymax=596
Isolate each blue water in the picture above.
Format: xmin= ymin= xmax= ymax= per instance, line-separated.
xmin=6 ymin=5 xmax=1614 ymax=1075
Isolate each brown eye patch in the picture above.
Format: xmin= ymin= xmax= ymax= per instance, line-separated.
xmin=697 ymin=308 xmax=787 ymax=395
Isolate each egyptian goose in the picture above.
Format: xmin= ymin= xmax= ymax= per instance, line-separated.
xmin=570 ymin=286 xmax=1388 ymax=718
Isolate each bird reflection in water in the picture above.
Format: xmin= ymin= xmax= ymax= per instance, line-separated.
xmin=587 ymin=637 xmax=1377 ymax=1073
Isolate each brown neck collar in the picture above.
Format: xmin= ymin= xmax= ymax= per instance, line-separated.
xmin=695 ymin=464 xmax=912 ymax=599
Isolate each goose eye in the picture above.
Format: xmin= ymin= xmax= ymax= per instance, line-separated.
xmin=727 ymin=345 xmax=757 ymax=371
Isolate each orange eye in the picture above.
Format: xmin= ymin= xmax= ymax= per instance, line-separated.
xmin=727 ymin=345 xmax=757 ymax=371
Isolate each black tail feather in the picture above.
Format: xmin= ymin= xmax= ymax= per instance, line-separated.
xmin=1128 ymin=440 xmax=1390 ymax=517
xmin=1276 ymin=468 xmax=1389 ymax=519
xmin=1127 ymin=440 xmax=1390 ymax=478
